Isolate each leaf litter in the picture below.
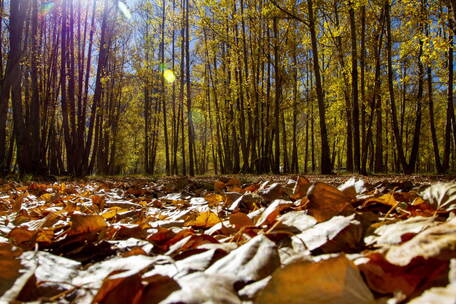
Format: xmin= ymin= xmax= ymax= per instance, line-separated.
xmin=0 ymin=175 xmax=455 ymax=303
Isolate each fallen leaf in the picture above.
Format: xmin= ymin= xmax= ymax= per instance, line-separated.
xmin=256 ymin=199 xmax=293 ymax=226
xmin=92 ymin=271 xmax=143 ymax=304
xmin=359 ymin=252 xmax=449 ymax=296
xmin=363 ymin=193 xmax=399 ymax=207
xmin=185 ymin=211 xmax=221 ymax=228
xmin=214 ymin=180 xmax=226 ymax=193
xmin=160 ymin=272 xmax=239 ymax=304
xmin=229 ymin=212 xmax=254 ymax=229
xmin=307 ymin=183 xmax=354 ymax=222
xmin=0 ymin=243 xmax=22 ymax=297
xmin=204 ymin=193 xmax=224 ymax=205
xmin=421 ymin=182 xmax=456 ymax=211
xmin=258 ymin=183 xmax=287 ymax=202
xmin=337 ymin=177 xmax=367 ymax=199
xmin=408 ymin=284 xmax=456 ymax=304
xmin=364 ymin=216 xmax=437 ymax=247
xmin=290 ymin=176 xmax=311 ymax=200
xmin=256 ymin=255 xmax=374 ymax=304
xmin=68 ymin=214 xmax=107 ymax=236
xmin=292 ymin=214 xmax=362 ymax=253
xmin=386 ymin=218 xmax=456 ymax=266
xmin=277 ymin=211 xmax=317 ymax=233
xmin=141 ymin=274 xmax=181 ymax=303
xmin=206 ymin=234 xmax=280 ymax=283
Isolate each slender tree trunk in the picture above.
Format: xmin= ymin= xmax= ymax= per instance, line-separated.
xmin=386 ymin=1 xmax=408 ymax=173
xmin=272 ymin=17 xmax=281 ymax=174
xmin=349 ymin=3 xmax=360 ymax=172
xmin=161 ymin=0 xmax=170 ymax=175
xmin=360 ymin=5 xmax=367 ymax=173
xmin=307 ymin=0 xmax=331 ymax=173
xmin=185 ymin=0 xmax=194 ymax=176
xmin=443 ymin=18 xmax=455 ymax=171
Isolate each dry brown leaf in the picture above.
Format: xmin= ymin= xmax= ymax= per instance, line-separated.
xmin=307 ymin=183 xmax=354 ymax=222
xmin=93 ymin=271 xmax=143 ymax=304
xmin=256 ymin=255 xmax=374 ymax=304
xmin=206 ymin=234 xmax=280 ymax=283
xmin=290 ymin=176 xmax=311 ymax=200
xmin=364 ymin=216 xmax=437 ymax=247
xmin=160 ymin=272 xmax=239 ymax=304
xmin=204 ymin=193 xmax=225 ymax=205
xmin=363 ymin=193 xmax=399 ymax=207
xmin=8 ymin=227 xmax=36 ymax=247
xmin=229 ymin=212 xmax=254 ymax=229
xmin=277 ymin=211 xmax=317 ymax=233
xmin=141 ymin=274 xmax=181 ymax=303
xmin=0 ymin=243 xmax=22 ymax=297
xmin=258 ymin=183 xmax=287 ymax=202
xmin=68 ymin=214 xmax=107 ymax=236
xmin=256 ymin=199 xmax=293 ymax=226
xmin=421 ymin=182 xmax=456 ymax=211
xmin=408 ymin=284 xmax=456 ymax=304
xmin=214 ymin=180 xmax=226 ymax=193
xmin=292 ymin=214 xmax=362 ymax=253
xmin=386 ymin=218 xmax=456 ymax=266
xmin=359 ymin=252 xmax=449 ymax=296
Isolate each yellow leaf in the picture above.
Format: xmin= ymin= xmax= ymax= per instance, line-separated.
xmin=185 ymin=211 xmax=221 ymax=228
xmin=204 ymin=193 xmax=224 ymax=204
xmin=39 ymin=193 xmax=53 ymax=202
xmin=364 ymin=193 xmax=398 ymax=207
xmin=101 ymin=207 xmax=124 ymax=220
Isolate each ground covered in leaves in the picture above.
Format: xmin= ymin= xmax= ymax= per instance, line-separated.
xmin=1 ymin=175 xmax=456 ymax=303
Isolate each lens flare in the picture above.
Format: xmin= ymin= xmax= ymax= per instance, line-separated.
xmin=118 ymin=1 xmax=132 ymax=20
xmin=163 ymin=69 xmax=176 ymax=83
xmin=159 ymin=63 xmax=167 ymax=72
xmin=40 ymin=2 xmax=55 ymax=17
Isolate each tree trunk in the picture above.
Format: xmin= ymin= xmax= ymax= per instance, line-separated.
xmin=307 ymin=0 xmax=331 ymax=174
xmin=349 ymin=3 xmax=360 ymax=172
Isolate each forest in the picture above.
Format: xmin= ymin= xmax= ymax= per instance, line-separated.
xmin=0 ymin=0 xmax=455 ymax=177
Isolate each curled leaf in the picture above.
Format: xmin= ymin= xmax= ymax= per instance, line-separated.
xmin=307 ymin=183 xmax=354 ymax=222
xmin=421 ymin=182 xmax=456 ymax=211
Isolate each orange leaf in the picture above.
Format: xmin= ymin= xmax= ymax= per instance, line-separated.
xmin=68 ymin=214 xmax=107 ymax=236
xmin=204 ymin=193 xmax=225 ymax=205
xmin=8 ymin=227 xmax=35 ymax=247
xmin=290 ymin=176 xmax=311 ymax=200
xmin=214 ymin=181 xmax=226 ymax=193
xmin=229 ymin=212 xmax=253 ymax=229
xmin=0 ymin=243 xmax=23 ymax=296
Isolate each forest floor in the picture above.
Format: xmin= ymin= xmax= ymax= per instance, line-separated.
xmin=1 ymin=174 xmax=456 ymax=303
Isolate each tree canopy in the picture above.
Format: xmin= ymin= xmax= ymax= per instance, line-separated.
xmin=0 ymin=0 xmax=455 ymax=176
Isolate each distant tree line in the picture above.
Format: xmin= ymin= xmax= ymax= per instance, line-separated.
xmin=0 ymin=0 xmax=455 ymax=176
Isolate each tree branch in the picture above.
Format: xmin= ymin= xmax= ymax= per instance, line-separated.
xmin=269 ymin=0 xmax=310 ymax=27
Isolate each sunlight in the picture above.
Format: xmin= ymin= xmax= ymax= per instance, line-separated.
xmin=118 ymin=1 xmax=132 ymax=20
xmin=163 ymin=69 xmax=176 ymax=83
